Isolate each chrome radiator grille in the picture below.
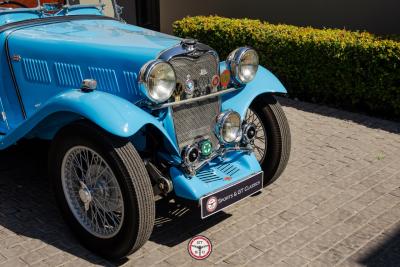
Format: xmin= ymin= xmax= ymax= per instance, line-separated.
xmin=172 ymin=97 xmax=220 ymax=150
xmin=169 ymin=53 xmax=219 ymax=96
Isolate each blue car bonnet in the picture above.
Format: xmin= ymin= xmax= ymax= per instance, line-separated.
xmin=5 ymin=18 xmax=181 ymax=117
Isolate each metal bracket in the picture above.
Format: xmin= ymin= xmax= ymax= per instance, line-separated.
xmin=145 ymin=161 xmax=173 ymax=195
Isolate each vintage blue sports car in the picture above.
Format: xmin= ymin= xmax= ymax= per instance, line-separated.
xmin=0 ymin=0 xmax=291 ymax=259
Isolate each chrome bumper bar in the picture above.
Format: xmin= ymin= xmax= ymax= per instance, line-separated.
xmin=151 ymin=87 xmax=238 ymax=109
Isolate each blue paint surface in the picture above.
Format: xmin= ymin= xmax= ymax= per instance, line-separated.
xmin=171 ymin=152 xmax=262 ymax=200
xmin=0 ymin=7 xmax=288 ymax=200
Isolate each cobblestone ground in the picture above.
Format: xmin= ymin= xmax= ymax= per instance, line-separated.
xmin=0 ymin=98 xmax=399 ymax=267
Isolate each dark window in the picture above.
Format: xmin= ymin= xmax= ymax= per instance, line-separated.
xmin=117 ymin=0 xmax=160 ymax=31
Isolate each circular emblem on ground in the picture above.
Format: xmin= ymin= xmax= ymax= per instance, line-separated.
xmin=188 ymin=235 xmax=212 ymax=260
xmin=206 ymin=196 xmax=218 ymax=213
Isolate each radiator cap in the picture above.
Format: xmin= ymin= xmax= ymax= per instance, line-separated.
xmin=181 ymin=39 xmax=197 ymax=51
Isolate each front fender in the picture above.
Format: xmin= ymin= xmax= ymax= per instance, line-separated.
xmin=0 ymin=90 xmax=179 ymax=154
xmin=221 ymin=65 xmax=287 ymax=118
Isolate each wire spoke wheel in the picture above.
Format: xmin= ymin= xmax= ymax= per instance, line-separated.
xmin=245 ymin=108 xmax=267 ymax=162
xmin=61 ymin=146 xmax=124 ymax=239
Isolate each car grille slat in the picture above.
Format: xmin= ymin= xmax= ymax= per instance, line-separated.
xmin=196 ymin=170 xmax=222 ymax=183
xmin=216 ymin=163 xmax=240 ymax=177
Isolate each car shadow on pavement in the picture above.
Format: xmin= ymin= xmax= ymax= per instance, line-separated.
xmin=278 ymin=97 xmax=400 ymax=134
xmin=149 ymin=197 xmax=231 ymax=247
xmin=0 ymin=139 xmax=229 ymax=266
xmin=0 ymin=140 xmax=110 ymax=265
xmin=357 ymin=224 xmax=400 ymax=267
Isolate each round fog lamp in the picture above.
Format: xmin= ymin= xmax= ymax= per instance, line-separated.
xmin=182 ymin=144 xmax=200 ymax=166
xmin=215 ymin=111 xmax=242 ymax=144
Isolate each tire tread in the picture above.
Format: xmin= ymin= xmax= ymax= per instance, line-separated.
xmin=251 ymin=95 xmax=291 ymax=184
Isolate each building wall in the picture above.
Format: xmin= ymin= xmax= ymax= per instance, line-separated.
xmin=160 ymin=0 xmax=399 ymax=35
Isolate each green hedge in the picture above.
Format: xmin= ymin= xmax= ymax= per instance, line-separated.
xmin=173 ymin=16 xmax=400 ymax=117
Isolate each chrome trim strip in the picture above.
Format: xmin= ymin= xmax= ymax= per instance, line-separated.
xmin=158 ymin=40 xmax=216 ymax=62
xmin=151 ymin=88 xmax=238 ymax=109
xmin=62 ymin=4 xmax=105 ymax=10
xmin=0 ymin=7 xmax=41 ymax=13
xmin=0 ymin=15 xmax=116 ymax=34
xmin=5 ymin=32 xmax=26 ymax=119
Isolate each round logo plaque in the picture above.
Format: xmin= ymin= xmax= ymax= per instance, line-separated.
xmin=188 ymin=235 xmax=212 ymax=260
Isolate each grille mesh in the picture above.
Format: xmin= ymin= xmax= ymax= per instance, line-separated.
xmin=172 ymin=97 xmax=220 ymax=149
xmin=169 ymin=53 xmax=218 ymax=96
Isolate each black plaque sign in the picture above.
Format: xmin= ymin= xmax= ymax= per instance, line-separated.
xmin=200 ymin=172 xmax=263 ymax=218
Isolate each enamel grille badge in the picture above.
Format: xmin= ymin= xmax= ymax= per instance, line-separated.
xmin=185 ymin=75 xmax=195 ymax=94
xmin=220 ymin=70 xmax=231 ymax=88
xmin=211 ymin=75 xmax=220 ymax=91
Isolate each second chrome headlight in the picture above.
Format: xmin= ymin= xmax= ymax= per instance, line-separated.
xmin=215 ymin=111 xmax=242 ymax=144
xmin=227 ymin=47 xmax=259 ymax=85
xmin=139 ymin=60 xmax=176 ymax=103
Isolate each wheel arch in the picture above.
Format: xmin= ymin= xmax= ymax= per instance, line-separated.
xmin=0 ymin=90 xmax=179 ymax=155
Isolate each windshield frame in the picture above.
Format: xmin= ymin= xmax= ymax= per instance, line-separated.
xmin=0 ymin=0 xmax=118 ymax=19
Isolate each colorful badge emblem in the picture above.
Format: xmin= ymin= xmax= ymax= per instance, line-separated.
xmin=198 ymin=76 xmax=209 ymax=95
xmin=185 ymin=76 xmax=195 ymax=94
xmin=173 ymin=83 xmax=184 ymax=101
xmin=220 ymin=70 xmax=231 ymax=89
xmin=206 ymin=196 xmax=218 ymax=213
xmin=211 ymin=75 xmax=220 ymax=91
xmin=185 ymin=75 xmax=195 ymax=95
xmin=200 ymin=139 xmax=213 ymax=157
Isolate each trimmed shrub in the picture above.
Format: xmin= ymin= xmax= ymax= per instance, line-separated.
xmin=173 ymin=16 xmax=400 ymax=117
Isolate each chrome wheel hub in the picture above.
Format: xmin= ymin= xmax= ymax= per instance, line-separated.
xmin=61 ymin=146 xmax=124 ymax=239
xmin=245 ymin=108 xmax=267 ymax=162
xmin=78 ymin=182 xmax=92 ymax=211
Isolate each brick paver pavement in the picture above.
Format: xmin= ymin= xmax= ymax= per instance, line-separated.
xmin=0 ymin=97 xmax=398 ymax=266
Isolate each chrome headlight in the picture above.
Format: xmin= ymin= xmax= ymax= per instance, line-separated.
xmin=139 ymin=60 xmax=176 ymax=103
xmin=215 ymin=111 xmax=242 ymax=144
xmin=227 ymin=47 xmax=259 ymax=84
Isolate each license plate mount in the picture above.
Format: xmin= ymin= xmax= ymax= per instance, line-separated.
xmin=200 ymin=172 xmax=263 ymax=218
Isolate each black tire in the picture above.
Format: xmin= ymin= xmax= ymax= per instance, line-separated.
xmin=49 ymin=122 xmax=155 ymax=259
xmin=248 ymin=95 xmax=291 ymax=186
